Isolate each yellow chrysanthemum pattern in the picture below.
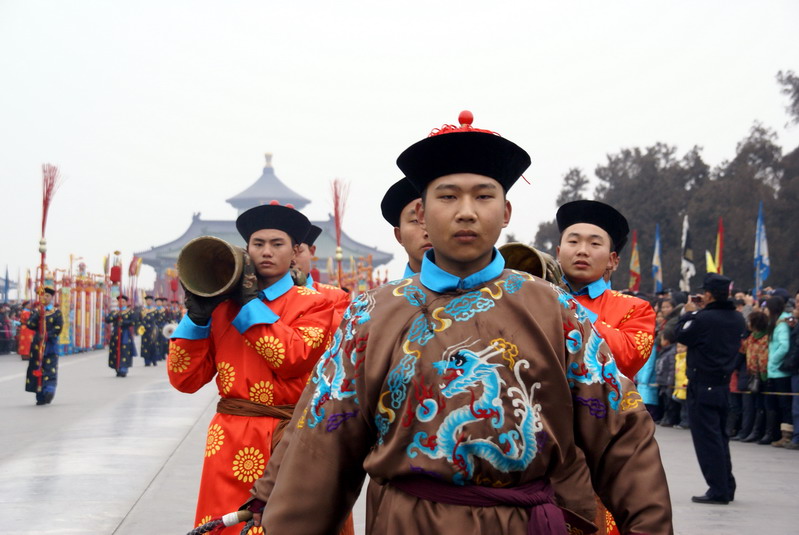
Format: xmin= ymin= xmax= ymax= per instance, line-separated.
xmin=296 ymin=286 xmax=319 ymax=295
xmin=232 ymin=446 xmax=265 ymax=483
xmin=249 ymin=380 xmax=274 ymax=405
xmin=246 ymin=526 xmax=264 ymax=535
xmin=216 ymin=362 xmax=235 ymax=394
xmin=635 ymin=331 xmax=654 ymax=358
xmin=197 ymin=515 xmax=212 ymax=528
xmin=168 ymin=345 xmax=191 ymax=373
xmin=299 ymin=326 xmax=325 ymax=348
xmin=255 ymin=336 xmax=285 ymax=367
xmin=205 ymin=424 xmax=224 ymax=457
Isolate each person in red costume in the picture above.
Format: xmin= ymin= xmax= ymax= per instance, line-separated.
xmin=556 ymin=200 xmax=655 ymax=379
xmin=168 ymin=202 xmax=337 ymax=534
xmin=556 ymin=199 xmax=657 ymax=535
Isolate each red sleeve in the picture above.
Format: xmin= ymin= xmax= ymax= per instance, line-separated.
xmin=167 ymin=337 xmax=218 ymax=393
xmin=593 ymin=300 xmax=656 ymax=378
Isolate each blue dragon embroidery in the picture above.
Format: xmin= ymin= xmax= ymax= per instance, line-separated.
xmin=407 ymin=339 xmax=543 ymax=485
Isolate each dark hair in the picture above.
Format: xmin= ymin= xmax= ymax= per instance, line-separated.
xmin=661 ymin=326 xmax=677 ymax=344
xmin=764 ymin=296 xmax=786 ymax=335
xmin=748 ymin=310 xmax=768 ymax=333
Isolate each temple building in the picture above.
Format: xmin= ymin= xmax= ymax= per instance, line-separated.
xmin=136 ymin=154 xmax=392 ymax=297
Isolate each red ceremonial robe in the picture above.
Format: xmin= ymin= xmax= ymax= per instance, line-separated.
xmin=168 ymin=272 xmax=335 ymax=533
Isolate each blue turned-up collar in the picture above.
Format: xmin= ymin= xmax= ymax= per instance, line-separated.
xmin=305 ymin=273 xmax=315 ymax=288
xmin=403 ymin=263 xmax=417 ymax=278
xmin=258 ymin=271 xmax=294 ymax=301
xmin=563 ymin=276 xmax=611 ymax=299
xmin=420 ymin=248 xmax=505 ymax=292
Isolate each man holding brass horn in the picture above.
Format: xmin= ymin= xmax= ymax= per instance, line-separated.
xmin=167 ymin=201 xmax=337 ymax=534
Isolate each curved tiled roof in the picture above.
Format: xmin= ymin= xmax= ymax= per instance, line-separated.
xmin=226 ymin=154 xmax=310 ymax=212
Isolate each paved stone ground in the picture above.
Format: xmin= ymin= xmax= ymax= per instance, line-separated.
xmin=1 ymin=349 xmax=797 ymax=534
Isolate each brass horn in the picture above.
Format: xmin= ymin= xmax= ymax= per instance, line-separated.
xmin=177 ymin=236 xmax=246 ymax=297
xmin=498 ymin=242 xmax=565 ymax=286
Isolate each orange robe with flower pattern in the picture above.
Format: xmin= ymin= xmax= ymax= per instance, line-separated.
xmin=574 ymin=290 xmax=656 ymax=379
xmin=574 ymin=289 xmax=656 ymax=535
xmin=168 ymin=285 xmax=335 ymax=533
xmin=17 ymin=309 xmax=35 ymax=358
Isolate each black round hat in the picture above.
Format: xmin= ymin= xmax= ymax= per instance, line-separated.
xmin=556 ymin=200 xmax=629 ymax=253
xmin=303 ymin=225 xmax=323 ymax=246
xmin=235 ymin=202 xmax=311 ymax=244
xmin=380 ymin=178 xmax=420 ymax=227
xmin=396 ymin=111 xmax=531 ymax=194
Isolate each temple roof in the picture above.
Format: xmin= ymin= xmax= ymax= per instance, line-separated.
xmin=226 ymin=153 xmax=310 ymax=213
xmin=135 ymin=213 xmax=393 ymax=272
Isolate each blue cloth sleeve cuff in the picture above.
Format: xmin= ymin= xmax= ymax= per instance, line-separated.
xmin=232 ymin=299 xmax=280 ymax=334
xmin=171 ymin=314 xmax=211 ymax=340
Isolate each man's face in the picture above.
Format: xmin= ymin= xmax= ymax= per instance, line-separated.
xmin=118 ymin=298 xmax=128 ymax=308
xmin=43 ymin=293 xmax=53 ymax=306
xmin=557 ymin=223 xmax=617 ymax=289
xmin=417 ymin=173 xmax=510 ymax=277
xmin=393 ymin=199 xmax=431 ymax=272
xmin=145 ymin=298 xmax=153 ymax=307
xmin=247 ymin=229 xmax=297 ymax=283
xmin=294 ymin=243 xmax=316 ymax=275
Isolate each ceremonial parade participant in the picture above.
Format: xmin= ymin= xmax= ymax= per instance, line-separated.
xmin=246 ymin=112 xmax=672 ymax=534
xmin=294 ymin=224 xmax=351 ymax=321
xmin=25 ymin=286 xmax=63 ymax=405
xmin=106 ymin=295 xmax=137 ymax=377
xmin=138 ymin=295 xmax=160 ymax=366
xmin=17 ymin=301 xmax=35 ymax=360
xmin=168 ymin=202 xmax=337 ymax=534
xmin=380 ymin=176 xmax=431 ymax=277
xmin=556 ymin=200 xmax=656 ymax=379
xmin=555 ymin=200 xmax=657 ymax=534
xmin=155 ymin=297 xmax=170 ymax=361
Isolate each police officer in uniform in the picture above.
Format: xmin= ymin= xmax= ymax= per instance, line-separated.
xmin=675 ymin=273 xmax=745 ymax=505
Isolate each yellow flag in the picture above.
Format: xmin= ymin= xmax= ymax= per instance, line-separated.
xmin=705 ymin=250 xmax=718 ymax=274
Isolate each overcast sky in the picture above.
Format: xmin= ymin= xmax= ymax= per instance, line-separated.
xmin=2 ymin=0 xmax=798 ymax=291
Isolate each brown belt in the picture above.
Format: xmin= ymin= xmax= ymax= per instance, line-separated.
xmin=216 ymin=397 xmax=295 ymax=452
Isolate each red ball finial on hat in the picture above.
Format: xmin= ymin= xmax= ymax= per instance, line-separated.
xmin=269 ymin=200 xmax=280 ymax=205
xmin=458 ymin=110 xmax=474 ymax=128
xmin=286 ymin=203 xmax=295 ymax=209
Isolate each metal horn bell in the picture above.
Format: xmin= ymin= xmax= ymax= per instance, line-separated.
xmin=177 ymin=236 xmax=246 ymax=297
xmin=498 ymin=242 xmax=564 ymax=286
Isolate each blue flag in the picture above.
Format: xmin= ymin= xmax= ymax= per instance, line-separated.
xmin=652 ymin=224 xmax=663 ymax=293
xmin=2 ymin=265 xmax=8 ymax=303
xmin=754 ymin=201 xmax=770 ymax=296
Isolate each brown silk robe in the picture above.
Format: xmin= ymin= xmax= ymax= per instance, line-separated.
xmin=251 ymin=268 xmax=672 ymax=534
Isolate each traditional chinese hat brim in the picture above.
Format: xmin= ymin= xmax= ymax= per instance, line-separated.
xmin=303 ymin=225 xmax=322 ymax=246
xmin=397 ymin=131 xmax=530 ymax=193
xmin=236 ymin=204 xmax=311 ymax=244
xmin=556 ymin=200 xmax=629 ymax=253
xmin=380 ymin=177 xmax=420 ymax=227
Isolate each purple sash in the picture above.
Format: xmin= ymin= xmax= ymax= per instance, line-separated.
xmin=392 ymin=476 xmax=567 ymax=534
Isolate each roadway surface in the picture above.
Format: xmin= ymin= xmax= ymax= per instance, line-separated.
xmin=1 ymin=348 xmax=797 ymax=534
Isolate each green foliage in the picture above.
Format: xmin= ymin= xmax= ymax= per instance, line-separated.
xmin=777 ymin=70 xmax=799 ymax=126
xmin=532 ymin=124 xmax=799 ymax=293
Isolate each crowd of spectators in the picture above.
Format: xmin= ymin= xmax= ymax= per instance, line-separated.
xmin=634 ymin=285 xmax=799 ymax=451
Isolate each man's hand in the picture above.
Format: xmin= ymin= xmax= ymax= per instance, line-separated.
xmin=183 ymin=284 xmax=227 ymax=326
xmin=237 ymin=254 xmax=259 ymax=306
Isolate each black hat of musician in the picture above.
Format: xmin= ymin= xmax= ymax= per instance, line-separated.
xmin=303 ymin=225 xmax=323 ymax=246
xmin=117 ymin=294 xmax=129 ymax=301
xmin=236 ymin=201 xmax=311 ymax=244
xmin=556 ymin=200 xmax=630 ymax=253
xmin=397 ymin=110 xmax=531 ymax=194
xmin=43 ymin=287 xmax=56 ymax=296
xmin=381 ymin=178 xmax=420 ymax=227
xmin=145 ymin=294 xmax=154 ymax=300
xmin=700 ymin=273 xmax=732 ymax=295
